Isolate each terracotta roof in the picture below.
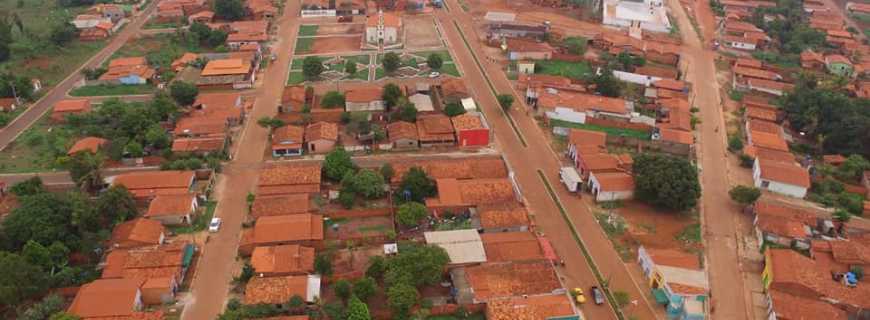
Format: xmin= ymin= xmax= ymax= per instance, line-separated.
xmin=828 ymin=240 xmax=870 ymax=265
xmin=282 ymin=86 xmax=307 ymax=106
xmin=754 ymin=201 xmax=819 ymax=224
xmin=653 ymin=79 xmax=686 ymax=91
xmin=568 ymin=128 xmax=606 ymax=148
xmin=387 ymin=157 xmax=508 ymax=183
xmin=486 ymin=294 xmax=576 ymax=320
xmin=112 ymin=170 xmax=195 ymax=192
xmin=252 ymin=214 xmax=324 ymax=244
xmin=659 ymin=128 xmax=694 ymax=145
xmin=849 ymin=2 xmax=870 ymax=13
xmin=734 ymin=57 xmax=763 ymax=69
xmin=68 ymin=137 xmax=108 ymax=155
xmin=251 ymin=244 xmax=316 ymax=275
xmin=172 ymin=136 xmax=226 ymax=153
xmin=272 ymin=125 xmax=304 ymax=146
xmin=645 ymin=247 xmax=701 ymax=269
xmin=748 ymin=78 xmax=795 ymax=93
xmin=201 ymin=58 xmax=251 ymax=76
xmin=258 ymin=163 xmax=322 ymax=187
xmin=801 ymin=49 xmax=825 ymax=64
xmin=657 ymin=98 xmax=691 ymax=113
xmin=480 ymin=232 xmax=545 ymax=262
xmin=745 ymin=106 xmax=778 ymax=122
xmin=506 ymin=37 xmax=554 ymax=52
xmin=591 ymin=172 xmax=635 ymax=192
xmin=245 ymin=275 xmax=316 ymax=304
xmin=366 ymin=12 xmax=401 ymax=28
xmin=516 ymin=74 xmax=574 ymax=90
xmin=478 ymin=205 xmax=530 ymax=230
xmin=748 ymin=119 xmax=782 ymax=135
xmin=664 ymin=110 xmax=692 ymax=131
xmin=634 ymin=65 xmax=679 ymax=79
xmin=749 ymin=131 xmax=788 ymax=151
xmin=345 ymin=86 xmax=383 ymax=103
xmin=753 ymin=147 xmax=794 ymax=162
xmin=768 ymin=290 xmax=847 ymax=320
xmin=99 ymin=64 xmax=156 ymax=81
xmin=757 ymin=159 xmax=811 ymax=188
xmin=387 ymin=121 xmax=418 ymax=142
xmin=304 ymin=121 xmax=338 ymax=142
xmin=426 ymin=178 xmax=516 ymax=207
xmin=536 ymin=90 xmax=630 ymax=114
xmin=67 ymin=278 xmax=146 ymax=318
xmin=464 ymin=261 xmax=562 ymax=301
xmin=580 ymin=153 xmax=621 ymax=172
xmin=145 ymin=194 xmax=196 ymax=218
xmin=109 ymin=57 xmax=147 ymax=68
xmin=733 ymin=66 xmax=780 ymax=80
xmin=417 ymin=114 xmax=456 ymax=142
xmin=451 ymin=113 xmax=484 ymax=131
xmin=766 ymin=248 xmax=870 ymax=309
xmin=439 ymin=78 xmax=469 ymax=97
xmin=825 ymin=54 xmax=852 ymax=65
xmin=109 ymin=218 xmax=165 ymax=248
xmin=250 ymin=194 xmax=310 ymax=218
xmin=101 ymin=242 xmax=188 ymax=280
xmin=172 ymin=52 xmax=199 ymax=71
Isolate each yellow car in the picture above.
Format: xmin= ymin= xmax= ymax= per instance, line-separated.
xmin=572 ymin=288 xmax=586 ymax=304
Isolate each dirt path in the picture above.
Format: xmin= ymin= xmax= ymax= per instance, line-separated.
xmin=435 ymin=3 xmax=662 ymax=319
xmin=0 ymin=2 xmax=160 ymax=152
xmin=178 ymin=1 xmax=302 ymax=319
xmin=667 ymin=0 xmax=754 ymax=319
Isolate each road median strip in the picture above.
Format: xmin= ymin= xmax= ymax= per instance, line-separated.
xmin=536 ymin=169 xmax=626 ymax=320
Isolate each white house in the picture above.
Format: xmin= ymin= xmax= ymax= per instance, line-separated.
xmin=637 ymin=246 xmax=708 ymax=320
xmin=752 ymin=158 xmax=810 ymax=198
xmin=365 ymin=11 xmax=402 ymax=45
xmin=588 ymin=171 xmax=634 ymax=202
xmin=602 ymin=0 xmax=671 ymax=33
xmin=344 ymin=87 xmax=385 ymax=112
xmin=722 ymin=35 xmax=757 ymax=51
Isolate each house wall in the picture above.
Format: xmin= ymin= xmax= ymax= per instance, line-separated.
xmin=508 ymin=51 xmax=551 ymax=61
xmin=301 ymin=9 xmax=337 ymax=17
xmin=149 ymin=214 xmax=191 ymax=226
xmin=273 ymin=146 xmax=303 ymax=157
xmin=393 ymin=138 xmax=419 ymax=149
xmin=613 ymin=70 xmax=662 ymax=86
xmin=728 ymin=40 xmax=757 ymax=51
xmin=384 ymin=27 xmax=398 ymax=44
xmin=307 ymin=139 xmax=336 ymax=154
xmin=589 ymin=174 xmax=634 ymax=202
xmin=457 ymin=129 xmax=489 ymax=147
xmin=545 ymin=107 xmax=587 ymax=124
xmin=752 ymin=159 xmax=808 ymax=198
xmin=366 ymin=27 xmax=378 ymax=43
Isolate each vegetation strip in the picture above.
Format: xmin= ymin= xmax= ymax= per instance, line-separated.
xmin=536 ymin=170 xmax=627 ymax=320
xmin=451 ymin=21 xmax=528 ymax=147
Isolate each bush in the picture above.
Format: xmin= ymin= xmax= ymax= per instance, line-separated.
xmin=728 ymin=135 xmax=744 ymax=152
xmin=353 ymin=277 xmax=378 ymax=302
xmin=443 ymin=102 xmax=466 ymax=117
xmin=729 ymin=185 xmax=761 ymax=205
xmin=338 ymin=190 xmax=356 ymax=209
xmin=497 ymin=94 xmax=514 ymax=112
xmin=426 ymin=53 xmax=443 ymax=70
xmin=321 ymin=91 xmax=345 ymax=108
xmin=383 ymin=52 xmax=401 ymax=73
xmin=739 ymin=154 xmax=754 ymax=168
xmin=396 ymin=202 xmax=427 ymax=227
xmin=333 ymin=279 xmax=353 ymax=301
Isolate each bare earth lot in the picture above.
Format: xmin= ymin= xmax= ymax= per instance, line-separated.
xmin=316 ymin=23 xmax=365 ymax=35
xmin=311 ymin=36 xmax=363 ymax=54
xmin=404 ymin=15 xmax=443 ymax=49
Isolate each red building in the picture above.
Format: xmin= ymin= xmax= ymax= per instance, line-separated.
xmin=451 ymin=113 xmax=489 ymax=147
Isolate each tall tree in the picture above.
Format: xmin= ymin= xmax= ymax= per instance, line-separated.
xmin=323 ymin=148 xmax=355 ymax=181
xmin=0 ymin=251 xmax=48 ymax=307
xmin=95 ymin=186 xmax=138 ymax=225
xmin=633 ymin=154 xmax=701 ymax=211
xmin=2 ymin=192 xmax=76 ymax=250
xmin=169 ymin=81 xmax=199 ymax=106
xmin=387 ymin=283 xmax=418 ymax=320
xmin=382 ymin=52 xmax=401 ymax=74
xmin=10 ymin=176 xmax=45 ymax=196
xmin=398 ymin=167 xmax=435 ymax=202
xmin=302 ymin=56 xmax=324 ymax=80
xmin=496 ymin=94 xmax=514 ymax=112
xmin=346 ymin=295 xmax=372 ymax=320
xmin=214 ymin=0 xmax=245 ymax=20
xmin=382 ymin=83 xmax=402 ymax=109
xmin=63 ymin=152 xmax=105 ymax=192
xmin=426 ymin=53 xmax=443 ymax=70
xmin=396 ymin=202 xmax=427 ymax=227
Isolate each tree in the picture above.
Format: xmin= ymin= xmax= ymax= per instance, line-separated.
xmin=563 ymin=36 xmax=588 ymax=55
xmin=314 ymin=253 xmax=333 ymax=276
xmin=366 ymin=256 xmax=386 ymax=279
xmin=353 ymin=277 xmax=377 ymax=302
xmin=395 ymin=97 xmax=417 ymax=122
xmin=206 ymin=29 xmax=228 ymax=47
xmin=382 ymin=83 xmax=403 ymax=109
xmin=10 ymin=176 xmax=45 ymax=196
xmin=322 ymin=302 xmax=346 ymax=320
xmin=302 ymin=56 xmax=324 ymax=80
xmin=496 ymin=94 xmax=514 ymax=112
xmin=236 ymin=263 xmax=254 ymax=283
xmin=592 ymin=68 xmax=622 ymax=97
xmin=633 ymin=154 xmax=701 ymax=211
xmin=834 ymin=155 xmax=870 ymax=183
xmin=169 ymin=81 xmax=199 ymax=105
xmin=22 ymin=241 xmax=69 ymax=273
xmin=323 ymin=148 xmax=355 ymax=181
xmin=214 ymin=0 xmax=245 ymax=20
xmin=383 ymin=52 xmax=401 ymax=74
xmin=380 ymin=163 xmax=395 ymax=182
xmin=345 ymin=60 xmax=358 ymax=75
xmin=333 ymin=279 xmax=353 ymax=301
xmin=729 ymin=185 xmax=761 ymax=205
xmin=833 ymin=209 xmax=852 ymax=222
xmin=384 ymin=243 xmax=448 ymax=287
xmin=387 ymin=283 xmax=419 ymax=320
xmin=64 ymin=152 xmax=105 ymax=192
xmin=613 ymin=290 xmax=631 ymax=309
xmin=144 ymin=125 xmax=171 ymax=149
xmin=727 ymin=135 xmax=743 ymax=152
xmin=50 ymin=21 xmax=77 ymax=46
xmin=426 ymin=53 xmax=443 ymax=70
xmin=398 ymin=167 xmax=436 ymax=202
xmin=95 ymin=186 xmax=138 ymax=225
xmin=2 ymin=192 xmax=76 ymax=250
xmin=396 ymin=202 xmax=427 ymax=227
xmin=257 ymin=116 xmax=286 ymax=128
xmin=443 ymin=102 xmax=466 ymax=117
xmin=0 ymin=251 xmax=48 ymax=307
xmin=347 ymin=295 xmax=372 ymax=320
xmin=18 ymin=294 xmax=64 ymax=320
xmin=338 ymin=190 xmax=356 ymax=209
xmin=286 ymin=295 xmax=306 ymax=315
xmin=321 ymin=91 xmax=345 ymax=108
xmin=125 ymin=141 xmax=144 ymax=158
xmin=352 ymin=169 xmax=386 ymax=199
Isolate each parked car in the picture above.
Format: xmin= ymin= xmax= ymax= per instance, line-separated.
xmin=428 ymin=71 xmax=440 ymax=78
xmin=208 ymin=217 xmax=222 ymax=232
xmin=591 ymin=286 xmax=605 ymax=305
xmin=571 ymin=287 xmax=586 ymax=304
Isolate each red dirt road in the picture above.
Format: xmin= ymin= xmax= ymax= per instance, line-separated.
xmin=179 ymin=1 xmax=302 ymax=318
xmin=434 ymin=3 xmax=661 ymax=319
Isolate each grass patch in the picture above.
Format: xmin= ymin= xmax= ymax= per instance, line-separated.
xmin=550 ymin=119 xmax=650 ymax=140
xmin=415 ymin=50 xmax=454 ymax=63
xmin=69 ymin=84 xmax=155 ymax=97
xmin=290 ymin=58 xmax=305 ymax=70
xmin=374 ymin=67 xmax=386 ymax=80
xmin=676 ymin=223 xmax=702 ymax=245
xmin=144 ymin=21 xmax=182 ymax=30
xmin=350 ymin=69 xmax=369 ymax=80
xmin=298 ymin=25 xmax=319 ymax=37
xmin=535 ymin=60 xmax=591 ymax=80
xmin=295 ymin=38 xmax=314 ymax=54
xmin=342 ymin=55 xmax=370 ymax=65
xmin=0 ymin=116 xmax=70 ymax=173
xmin=171 ymin=201 xmax=218 ymax=234
xmin=287 ymin=71 xmax=305 ymax=84
xmin=439 ymin=63 xmax=461 ymax=77
xmin=595 ymin=212 xmax=626 ymax=238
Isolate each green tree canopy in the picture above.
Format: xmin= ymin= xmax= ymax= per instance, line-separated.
xmin=387 ymin=283 xmax=418 ymax=320
xmin=323 ymin=148 xmax=355 ymax=181
xmin=383 ymin=83 xmax=403 ymax=109
xmin=443 ymin=102 xmax=466 ymax=117
xmin=351 ymin=169 xmax=386 ymax=199
xmin=10 ymin=176 xmax=45 ymax=197
xmin=95 ymin=186 xmax=138 ymax=225
xmin=353 ymin=276 xmax=378 ymax=302
xmin=169 ymin=81 xmax=199 ymax=106
xmin=592 ymin=68 xmax=622 ymax=97
xmin=633 ymin=154 xmax=701 ymax=211
xmin=395 ymin=97 xmax=417 ymax=122
xmin=384 ymin=243 xmax=449 ymax=287
xmin=382 ymin=52 xmax=401 ymax=74
xmin=0 ymin=251 xmax=48 ymax=307
xmin=563 ymin=36 xmax=588 ymax=55
xmin=2 ymin=192 xmax=76 ymax=250
xmin=63 ymin=151 xmax=105 ymax=192
xmin=398 ymin=167 xmax=435 ymax=202
xmin=496 ymin=94 xmax=514 ymax=112
xmin=347 ymin=295 xmax=372 ymax=320
xmin=426 ymin=53 xmax=443 ymax=70
xmin=345 ymin=60 xmax=358 ymax=75
xmin=728 ymin=185 xmax=761 ymax=205
xmin=396 ymin=201 xmax=427 ymax=227
xmin=333 ymin=279 xmax=353 ymax=301
xmin=321 ymin=91 xmax=345 ymax=108
xmin=302 ymin=56 xmax=324 ymax=79
xmin=214 ymin=0 xmax=245 ymax=20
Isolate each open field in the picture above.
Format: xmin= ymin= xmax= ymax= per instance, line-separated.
xmin=314 ymin=23 xmax=364 ymax=35
xmin=405 ymin=15 xmax=443 ymax=49
xmin=535 ymin=60 xmax=591 ymax=79
xmin=0 ymin=114 xmax=69 ymax=173
xmin=310 ymin=36 xmax=363 ymax=54
xmin=550 ymin=119 xmax=650 ymax=140
xmin=596 ymin=201 xmax=701 ymax=261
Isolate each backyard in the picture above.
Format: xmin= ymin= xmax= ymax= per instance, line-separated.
xmin=550 ymin=119 xmax=651 ymax=140
xmin=0 ymin=114 xmax=72 ymax=173
xmin=535 ymin=60 xmax=591 ymax=80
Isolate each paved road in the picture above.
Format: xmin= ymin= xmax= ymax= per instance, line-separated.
xmin=669 ymin=0 xmax=753 ymax=319
xmin=434 ymin=4 xmax=661 ymax=319
xmin=179 ymin=1 xmax=301 ymax=318
xmin=0 ymin=3 xmax=159 ymax=152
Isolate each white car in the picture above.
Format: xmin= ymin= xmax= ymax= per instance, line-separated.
xmin=428 ymin=71 xmax=441 ymax=78
xmin=208 ymin=217 xmax=222 ymax=232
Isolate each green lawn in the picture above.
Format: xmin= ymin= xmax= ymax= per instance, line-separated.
xmin=415 ymin=50 xmax=454 ymax=62
xmin=143 ymin=20 xmax=182 ymax=30
xmin=290 ymin=58 xmax=305 ymax=70
xmin=287 ymin=71 xmax=305 ymax=84
xmin=374 ymin=67 xmax=386 ymax=80
xmin=550 ymin=119 xmax=651 ymax=140
xmin=439 ymin=63 xmax=460 ymax=77
xmin=298 ymin=25 xmax=319 ymax=37
xmin=295 ymin=38 xmax=314 ymax=54
xmin=350 ymin=69 xmax=369 ymax=80
xmin=0 ymin=115 xmax=72 ymax=173
xmin=535 ymin=60 xmax=591 ymax=80
xmin=342 ymin=54 xmax=371 ymax=65
xmin=69 ymin=84 xmax=156 ymax=97
xmin=170 ymin=201 xmax=218 ymax=234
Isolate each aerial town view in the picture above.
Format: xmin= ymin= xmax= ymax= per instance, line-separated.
xmin=0 ymin=0 xmax=869 ymax=317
